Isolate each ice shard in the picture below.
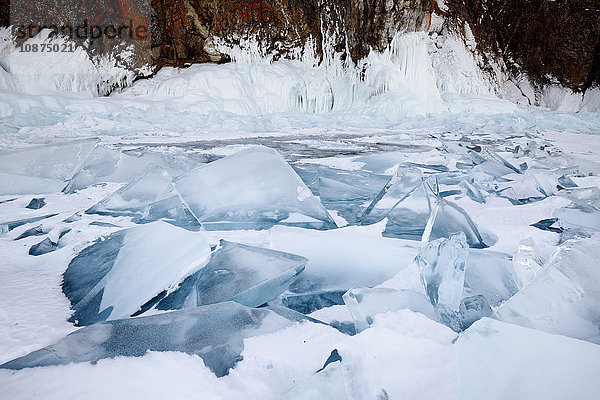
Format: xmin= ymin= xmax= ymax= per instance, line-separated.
xmin=63 ymin=221 xmax=211 ymax=325
xmin=157 ymin=240 xmax=307 ymax=310
xmin=360 ymin=167 xmax=485 ymax=247
xmin=295 ymin=164 xmax=389 ymax=224
xmin=281 ymin=290 xmax=346 ymax=314
xmin=64 ymin=146 xmax=157 ymax=193
xmin=25 ymin=197 xmax=45 ymax=209
xmin=29 ymin=237 xmax=57 ymax=256
xmin=511 ymin=238 xmax=544 ymax=288
xmin=422 ymin=197 xmax=487 ymax=248
xmin=464 ymin=249 xmax=519 ymax=306
xmin=415 ymin=233 xmax=468 ymax=330
xmin=360 ymin=166 xmax=424 ymax=226
xmin=86 ymin=166 xmax=201 ymax=230
xmin=0 ymin=214 xmax=58 ymax=236
xmin=0 ymin=139 xmax=97 ymax=195
xmin=0 ymin=302 xmax=293 ymax=377
xmin=343 ymin=288 xmax=439 ymax=333
xmin=553 ymin=206 xmax=600 ymax=234
xmin=458 ymin=295 xmax=492 ymax=330
xmin=493 ymin=238 xmax=600 ymax=344
xmin=14 ymin=224 xmax=46 ymax=240
xmin=174 ymin=147 xmax=335 ymax=230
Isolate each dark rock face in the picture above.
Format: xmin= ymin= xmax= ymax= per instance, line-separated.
xmin=149 ymin=0 xmax=431 ymax=67
xmin=446 ymin=0 xmax=600 ymax=91
xmin=1 ymin=0 xmax=598 ymax=92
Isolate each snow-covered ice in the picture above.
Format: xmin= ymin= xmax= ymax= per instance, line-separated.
xmin=0 ymin=26 xmax=599 ymax=399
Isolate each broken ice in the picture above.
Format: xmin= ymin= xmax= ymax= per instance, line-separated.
xmin=494 ymin=238 xmax=600 ymax=344
xmin=156 ymin=240 xmax=307 ymax=310
xmin=86 ymin=166 xmax=200 ymax=230
xmin=415 ymin=233 xmax=468 ymax=330
xmin=174 ymin=147 xmax=336 ymax=230
xmin=0 ymin=302 xmax=292 ymax=377
xmin=343 ymin=288 xmax=439 ymax=333
xmin=0 ymin=139 xmax=96 ymax=195
xmin=63 ymin=221 xmax=211 ymax=325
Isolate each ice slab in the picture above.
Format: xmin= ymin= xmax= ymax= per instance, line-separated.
xmin=415 ymin=233 xmax=468 ymax=330
xmin=553 ymin=206 xmax=600 ymax=233
xmin=64 ymin=146 xmax=157 ymax=193
xmin=157 ymin=240 xmax=307 ymax=310
xmin=360 ymin=167 xmax=424 ymax=227
xmin=63 ymin=221 xmax=211 ymax=325
xmin=464 ymin=249 xmax=519 ymax=307
xmin=86 ymin=166 xmax=201 ymax=230
xmin=361 ymin=169 xmax=486 ymax=247
xmin=458 ymin=295 xmax=492 ymax=330
xmin=511 ymin=237 xmax=544 ymax=288
xmin=281 ymin=290 xmax=346 ymax=314
xmin=29 ymin=237 xmax=57 ymax=256
xmin=268 ymin=225 xmax=421 ymax=294
xmin=0 ymin=213 xmax=58 ymax=236
xmin=343 ymin=288 xmax=439 ymax=333
xmin=174 ymin=147 xmax=335 ymax=230
xmin=14 ymin=224 xmax=46 ymax=240
xmin=0 ymin=302 xmax=293 ymax=377
xmin=493 ymin=238 xmax=600 ymax=344
xmin=422 ymin=197 xmax=487 ymax=248
xmin=459 ymin=318 xmax=600 ymax=400
xmin=295 ymin=164 xmax=389 ymax=224
xmin=0 ymin=139 xmax=97 ymax=195
xmin=25 ymin=197 xmax=45 ymax=209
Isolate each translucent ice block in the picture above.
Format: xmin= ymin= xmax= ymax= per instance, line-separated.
xmin=174 ymin=147 xmax=335 ymax=230
xmin=86 ymin=166 xmax=200 ymax=230
xmin=415 ymin=233 xmax=468 ymax=329
xmin=493 ymin=238 xmax=600 ymax=344
xmin=63 ymin=221 xmax=211 ymax=325
xmin=0 ymin=302 xmax=292 ymax=377
xmin=343 ymin=288 xmax=439 ymax=333
xmin=0 ymin=139 xmax=97 ymax=195
xmin=157 ymin=240 xmax=307 ymax=310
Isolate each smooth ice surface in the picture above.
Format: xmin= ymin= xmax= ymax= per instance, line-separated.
xmin=463 ymin=249 xmax=519 ymax=307
xmin=158 ymin=240 xmax=307 ymax=309
xmin=268 ymin=224 xmax=421 ymax=293
xmin=459 ymin=318 xmax=600 ymax=399
xmin=174 ymin=147 xmax=335 ymax=230
xmin=0 ymin=302 xmax=293 ymax=377
xmin=493 ymin=238 xmax=600 ymax=344
xmin=343 ymin=288 xmax=439 ymax=332
xmin=63 ymin=221 xmax=211 ymax=325
xmin=0 ymin=139 xmax=96 ymax=195
xmin=87 ymin=166 xmax=200 ymax=230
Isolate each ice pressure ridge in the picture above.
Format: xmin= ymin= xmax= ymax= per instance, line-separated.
xmin=2 ymin=137 xmax=600 ymax=392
